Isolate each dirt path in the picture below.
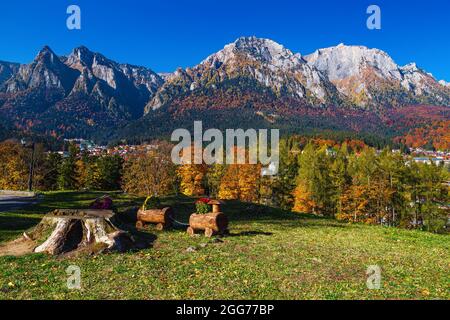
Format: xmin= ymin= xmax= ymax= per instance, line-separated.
xmin=0 ymin=237 xmax=36 ymax=257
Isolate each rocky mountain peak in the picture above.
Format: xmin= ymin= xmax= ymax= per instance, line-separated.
xmin=67 ymin=46 xmax=95 ymax=67
xmin=202 ymin=36 xmax=304 ymax=70
xmin=66 ymin=46 xmax=115 ymax=73
xmin=37 ymin=45 xmax=55 ymax=57
xmin=305 ymin=44 xmax=402 ymax=81
xmin=1 ymin=45 xmax=79 ymax=94
xmin=34 ymin=46 xmax=66 ymax=68
xmin=305 ymin=44 xmax=450 ymax=106
xmin=145 ymin=37 xmax=342 ymax=113
xmin=401 ymin=62 xmax=419 ymax=72
xmin=234 ymin=36 xmax=297 ymax=60
xmin=64 ymin=46 xmax=163 ymax=96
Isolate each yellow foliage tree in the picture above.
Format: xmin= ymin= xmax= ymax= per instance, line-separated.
xmin=218 ymin=164 xmax=261 ymax=202
xmin=292 ymin=181 xmax=316 ymax=213
xmin=336 ymin=185 xmax=369 ymax=222
xmin=122 ymin=142 xmax=176 ymax=197
xmin=218 ymin=165 xmax=240 ymax=200
xmin=336 ymin=184 xmax=389 ymax=224
xmin=177 ymin=164 xmax=207 ymax=196
xmin=75 ymin=159 xmax=88 ymax=189
xmin=0 ymin=141 xmax=28 ymax=190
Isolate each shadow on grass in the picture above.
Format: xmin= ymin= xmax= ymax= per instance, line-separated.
xmin=121 ymin=195 xmax=342 ymax=234
xmin=227 ymin=230 xmax=274 ymax=237
xmin=0 ymin=215 xmax=41 ymax=231
xmin=128 ymin=229 xmax=158 ymax=250
xmin=1 ymin=192 xmax=349 ymax=246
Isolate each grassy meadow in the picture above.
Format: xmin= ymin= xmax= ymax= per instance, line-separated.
xmin=0 ymin=191 xmax=448 ymax=300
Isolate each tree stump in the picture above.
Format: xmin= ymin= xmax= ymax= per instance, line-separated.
xmin=30 ymin=209 xmax=135 ymax=255
xmin=187 ymin=212 xmax=229 ymax=237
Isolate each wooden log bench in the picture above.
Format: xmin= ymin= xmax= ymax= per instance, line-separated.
xmin=187 ymin=212 xmax=229 ymax=237
xmin=136 ymin=207 xmax=174 ymax=231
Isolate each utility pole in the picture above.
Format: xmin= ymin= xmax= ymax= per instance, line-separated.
xmin=28 ymin=142 xmax=35 ymax=192
xmin=21 ymin=139 xmax=35 ymax=192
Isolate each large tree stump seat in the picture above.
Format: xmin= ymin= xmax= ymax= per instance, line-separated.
xmin=30 ymin=209 xmax=135 ymax=255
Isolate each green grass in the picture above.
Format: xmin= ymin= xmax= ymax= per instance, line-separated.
xmin=0 ymin=191 xmax=449 ymax=300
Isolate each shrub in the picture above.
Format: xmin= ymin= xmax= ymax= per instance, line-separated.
xmin=195 ymin=198 xmax=211 ymax=214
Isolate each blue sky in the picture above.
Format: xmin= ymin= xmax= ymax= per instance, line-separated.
xmin=1 ymin=0 xmax=449 ymax=81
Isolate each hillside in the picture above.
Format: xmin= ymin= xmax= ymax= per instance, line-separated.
xmin=0 ymin=192 xmax=448 ymax=300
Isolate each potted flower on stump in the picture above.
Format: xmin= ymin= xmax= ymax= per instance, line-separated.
xmin=187 ymin=198 xmax=229 ymax=237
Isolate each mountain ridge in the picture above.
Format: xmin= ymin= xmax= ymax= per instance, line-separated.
xmin=0 ymin=45 xmax=164 ymax=138
xmin=0 ymin=37 xmax=449 ymax=145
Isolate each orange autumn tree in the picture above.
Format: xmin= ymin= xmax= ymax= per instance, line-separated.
xmin=218 ymin=163 xmax=261 ymax=202
xmin=0 ymin=140 xmax=28 ymax=190
xmin=218 ymin=165 xmax=239 ymax=200
xmin=292 ymin=182 xmax=315 ymax=213
xmin=174 ymin=143 xmax=208 ymax=196
xmin=75 ymin=158 xmax=88 ymax=189
xmin=177 ymin=164 xmax=207 ymax=196
xmin=238 ymin=163 xmax=262 ymax=202
xmin=337 ymin=185 xmax=371 ymax=223
xmin=218 ymin=146 xmax=261 ymax=202
xmin=337 ymin=183 xmax=389 ymax=224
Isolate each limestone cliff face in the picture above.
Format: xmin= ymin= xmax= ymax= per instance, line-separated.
xmin=145 ymin=36 xmax=343 ymax=113
xmin=146 ymin=37 xmax=450 ymax=115
xmin=0 ymin=61 xmax=19 ymax=87
xmin=305 ymin=44 xmax=450 ymax=107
